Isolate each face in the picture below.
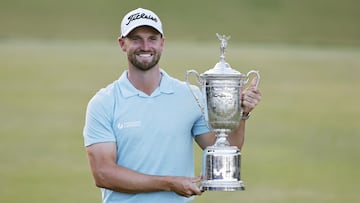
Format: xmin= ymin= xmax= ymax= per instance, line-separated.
xmin=119 ymin=26 xmax=164 ymax=71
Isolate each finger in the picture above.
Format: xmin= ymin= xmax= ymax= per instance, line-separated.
xmin=191 ymin=185 xmax=202 ymax=196
xmin=243 ymin=99 xmax=257 ymax=109
xmin=245 ymin=86 xmax=262 ymax=98
xmin=191 ymin=176 xmax=202 ymax=183
xmin=245 ymin=93 xmax=261 ymax=104
xmin=242 ymin=95 xmax=260 ymax=110
xmin=246 ymin=91 xmax=262 ymax=100
xmin=191 ymin=176 xmax=203 ymax=195
xmin=250 ymin=77 xmax=258 ymax=88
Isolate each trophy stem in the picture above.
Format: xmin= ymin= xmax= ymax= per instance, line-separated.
xmin=214 ymin=129 xmax=230 ymax=147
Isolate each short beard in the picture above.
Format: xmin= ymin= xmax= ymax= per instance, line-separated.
xmin=128 ymin=52 xmax=161 ymax=71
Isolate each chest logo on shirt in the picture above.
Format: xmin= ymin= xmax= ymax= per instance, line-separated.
xmin=117 ymin=121 xmax=142 ymax=129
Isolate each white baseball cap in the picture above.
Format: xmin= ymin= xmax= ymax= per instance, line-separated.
xmin=120 ymin=8 xmax=164 ymax=37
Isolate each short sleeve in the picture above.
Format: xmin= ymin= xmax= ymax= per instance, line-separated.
xmin=83 ymin=91 xmax=116 ymax=147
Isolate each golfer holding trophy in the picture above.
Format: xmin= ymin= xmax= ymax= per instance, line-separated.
xmin=186 ymin=33 xmax=260 ymax=191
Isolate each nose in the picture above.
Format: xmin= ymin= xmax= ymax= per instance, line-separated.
xmin=140 ymin=40 xmax=151 ymax=51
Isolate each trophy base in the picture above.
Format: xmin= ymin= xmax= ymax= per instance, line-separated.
xmin=200 ymin=180 xmax=245 ymax=191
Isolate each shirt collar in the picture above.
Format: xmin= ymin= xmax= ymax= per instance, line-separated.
xmin=118 ymin=69 xmax=174 ymax=98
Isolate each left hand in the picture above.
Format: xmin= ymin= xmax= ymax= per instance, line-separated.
xmin=241 ymin=77 xmax=262 ymax=114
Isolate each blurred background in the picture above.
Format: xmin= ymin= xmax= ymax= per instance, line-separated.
xmin=0 ymin=0 xmax=359 ymax=202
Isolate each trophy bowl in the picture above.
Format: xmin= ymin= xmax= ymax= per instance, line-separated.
xmin=206 ymin=77 xmax=242 ymax=131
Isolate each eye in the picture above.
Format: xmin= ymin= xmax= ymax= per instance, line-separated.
xmin=149 ymin=36 xmax=161 ymax=43
xmin=130 ymin=36 xmax=141 ymax=41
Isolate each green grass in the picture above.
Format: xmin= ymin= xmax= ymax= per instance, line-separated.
xmin=0 ymin=39 xmax=359 ymax=202
xmin=0 ymin=0 xmax=359 ymax=45
xmin=1 ymin=1 xmax=359 ymax=202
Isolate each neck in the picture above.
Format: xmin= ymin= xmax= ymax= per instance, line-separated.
xmin=127 ymin=67 xmax=162 ymax=95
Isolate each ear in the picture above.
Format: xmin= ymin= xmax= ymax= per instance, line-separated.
xmin=159 ymin=37 xmax=165 ymax=51
xmin=118 ymin=37 xmax=126 ymax=52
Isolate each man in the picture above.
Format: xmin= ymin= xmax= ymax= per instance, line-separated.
xmin=83 ymin=8 xmax=262 ymax=203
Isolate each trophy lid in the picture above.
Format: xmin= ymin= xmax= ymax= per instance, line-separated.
xmin=203 ymin=60 xmax=241 ymax=77
xmin=201 ymin=33 xmax=242 ymax=79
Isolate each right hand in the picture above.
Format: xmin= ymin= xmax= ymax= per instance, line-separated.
xmin=241 ymin=77 xmax=262 ymax=114
xmin=170 ymin=175 xmax=203 ymax=198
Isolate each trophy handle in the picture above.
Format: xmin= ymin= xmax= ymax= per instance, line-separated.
xmin=186 ymin=70 xmax=207 ymax=120
xmin=244 ymin=70 xmax=260 ymax=88
xmin=186 ymin=69 xmax=202 ymax=86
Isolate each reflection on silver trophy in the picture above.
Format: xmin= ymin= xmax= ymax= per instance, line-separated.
xmin=186 ymin=33 xmax=260 ymax=191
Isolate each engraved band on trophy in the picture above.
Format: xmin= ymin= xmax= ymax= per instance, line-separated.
xmin=186 ymin=33 xmax=260 ymax=191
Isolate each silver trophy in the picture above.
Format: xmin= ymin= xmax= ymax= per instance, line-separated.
xmin=186 ymin=33 xmax=260 ymax=191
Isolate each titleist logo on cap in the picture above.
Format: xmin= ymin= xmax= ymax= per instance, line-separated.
xmin=126 ymin=12 xmax=158 ymax=26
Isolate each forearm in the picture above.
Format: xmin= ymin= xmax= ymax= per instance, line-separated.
xmin=92 ymin=163 xmax=202 ymax=197
xmin=227 ymin=78 xmax=261 ymax=150
xmin=228 ymin=120 xmax=246 ymax=150
xmin=87 ymin=143 xmax=202 ymax=197
xmin=86 ymin=143 xmax=171 ymax=193
xmin=93 ymin=164 xmax=172 ymax=193
xmin=90 ymin=153 xmax=170 ymax=193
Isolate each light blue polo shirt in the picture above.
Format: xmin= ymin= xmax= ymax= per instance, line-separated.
xmin=83 ymin=69 xmax=210 ymax=203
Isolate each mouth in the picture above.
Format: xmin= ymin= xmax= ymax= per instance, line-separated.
xmin=137 ymin=53 xmax=153 ymax=59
